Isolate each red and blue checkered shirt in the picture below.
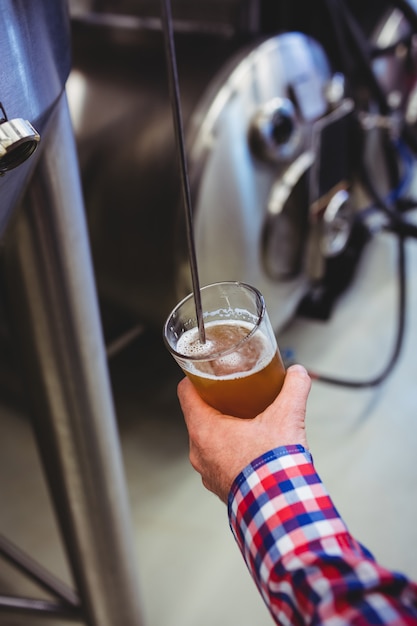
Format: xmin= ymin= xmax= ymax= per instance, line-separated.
xmin=228 ymin=445 xmax=417 ymax=625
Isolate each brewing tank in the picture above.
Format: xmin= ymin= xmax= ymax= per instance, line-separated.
xmin=69 ymin=21 xmax=332 ymax=331
xmin=0 ymin=0 xmax=70 ymax=236
xmin=68 ymin=1 xmax=417 ymax=332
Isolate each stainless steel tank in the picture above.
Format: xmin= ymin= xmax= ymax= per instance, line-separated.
xmin=69 ymin=21 xmax=334 ymax=331
xmin=180 ymin=33 xmax=334 ymax=331
xmin=0 ymin=3 xmax=144 ymax=624
xmin=68 ymin=1 xmax=417 ymax=334
xmin=0 ymin=1 xmax=69 ymax=235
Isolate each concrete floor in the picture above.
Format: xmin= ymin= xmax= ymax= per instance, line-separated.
xmin=0 ymin=228 xmax=416 ymax=625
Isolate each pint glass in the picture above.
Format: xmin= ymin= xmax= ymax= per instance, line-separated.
xmin=163 ymin=282 xmax=285 ymax=419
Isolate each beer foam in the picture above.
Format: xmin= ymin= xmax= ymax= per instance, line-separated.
xmin=176 ymin=319 xmax=252 ymax=357
xmin=176 ymin=319 xmax=274 ymax=380
xmin=176 ymin=332 xmax=216 ymax=358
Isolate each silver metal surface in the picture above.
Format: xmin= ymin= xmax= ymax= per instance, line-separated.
xmin=161 ymin=0 xmax=206 ymax=343
xmin=68 ymin=22 xmax=244 ymax=328
xmin=0 ymin=534 xmax=79 ymax=607
xmin=262 ymin=151 xmax=315 ymax=280
xmin=183 ymin=33 xmax=332 ymax=330
xmin=69 ymin=0 xmax=252 ymax=37
xmin=248 ymin=97 xmax=302 ymax=163
xmin=3 ymin=94 xmax=144 ymax=626
xmin=0 ymin=0 xmax=70 ymax=235
xmin=0 ymin=118 xmax=40 ymax=172
xmin=321 ymin=188 xmax=353 ymax=257
xmin=70 ymin=30 xmax=333 ymax=332
xmin=372 ymin=0 xmax=417 ymax=111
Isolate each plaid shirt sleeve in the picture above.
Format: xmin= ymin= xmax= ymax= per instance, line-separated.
xmin=228 ymin=444 xmax=417 ymax=625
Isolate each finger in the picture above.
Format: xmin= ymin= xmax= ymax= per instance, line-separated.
xmin=177 ymin=377 xmax=220 ymax=428
xmin=263 ymin=364 xmax=311 ymax=420
xmin=177 ymin=376 xmax=202 ymax=411
xmin=177 ymin=377 xmax=197 ymax=417
xmin=177 ymin=376 xmax=193 ymax=404
xmin=282 ymin=364 xmax=312 ymax=398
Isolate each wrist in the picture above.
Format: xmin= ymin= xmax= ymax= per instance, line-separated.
xmin=227 ymin=444 xmax=310 ymax=509
xmin=227 ymin=445 xmax=351 ymax=568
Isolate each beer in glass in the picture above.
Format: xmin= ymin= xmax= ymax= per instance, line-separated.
xmin=163 ymin=282 xmax=285 ymax=419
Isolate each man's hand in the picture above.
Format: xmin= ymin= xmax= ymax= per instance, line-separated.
xmin=178 ymin=364 xmax=312 ymax=503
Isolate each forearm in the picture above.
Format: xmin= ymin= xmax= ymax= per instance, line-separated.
xmin=228 ymin=445 xmax=417 ymax=625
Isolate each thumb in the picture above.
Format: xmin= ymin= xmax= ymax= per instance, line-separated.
xmin=260 ymin=364 xmax=311 ymax=448
xmin=281 ymin=364 xmax=312 ymax=407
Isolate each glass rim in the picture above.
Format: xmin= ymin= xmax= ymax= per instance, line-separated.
xmin=163 ymin=281 xmax=266 ymax=362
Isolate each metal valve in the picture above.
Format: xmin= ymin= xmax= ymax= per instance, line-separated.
xmin=248 ymin=97 xmax=301 ymax=163
xmin=0 ymin=104 xmax=40 ymax=174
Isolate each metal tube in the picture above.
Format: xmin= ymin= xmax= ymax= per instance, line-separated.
xmin=0 ymin=534 xmax=79 ymax=607
xmin=0 ymin=595 xmax=80 ymax=620
xmin=3 ymin=94 xmax=144 ymax=626
xmin=160 ymin=0 xmax=206 ymax=344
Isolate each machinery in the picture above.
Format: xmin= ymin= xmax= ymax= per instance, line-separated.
xmin=68 ymin=0 xmax=417 ymax=339
xmin=0 ymin=2 xmax=144 ymax=624
xmin=1 ymin=1 xmax=417 ymax=623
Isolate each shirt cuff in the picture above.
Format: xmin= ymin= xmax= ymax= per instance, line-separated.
xmin=228 ymin=445 xmax=361 ymax=574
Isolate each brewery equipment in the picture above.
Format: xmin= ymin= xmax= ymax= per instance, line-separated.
xmin=69 ymin=17 xmax=337 ymax=331
xmin=1 ymin=1 xmax=417 ymax=623
xmin=67 ymin=1 xmax=417 ymax=340
xmin=0 ymin=2 xmax=144 ymax=624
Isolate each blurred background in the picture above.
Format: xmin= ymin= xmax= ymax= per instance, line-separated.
xmin=0 ymin=0 xmax=417 ymax=624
